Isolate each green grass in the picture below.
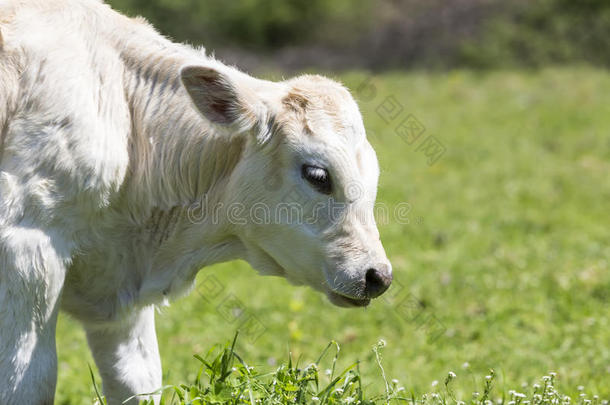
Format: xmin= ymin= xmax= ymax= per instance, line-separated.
xmin=55 ymin=68 xmax=610 ymax=404
xmin=91 ymin=333 xmax=607 ymax=404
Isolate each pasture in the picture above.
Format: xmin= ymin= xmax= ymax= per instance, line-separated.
xmin=55 ymin=68 xmax=610 ymax=403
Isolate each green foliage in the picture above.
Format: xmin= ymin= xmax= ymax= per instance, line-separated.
xmin=458 ymin=0 xmax=610 ymax=68
xmin=91 ymin=334 xmax=604 ymax=404
xmin=106 ymin=0 xmax=371 ymax=50
xmin=105 ymin=0 xmax=610 ymax=69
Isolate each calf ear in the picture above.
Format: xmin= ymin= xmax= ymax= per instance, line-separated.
xmin=181 ymin=66 xmax=250 ymax=125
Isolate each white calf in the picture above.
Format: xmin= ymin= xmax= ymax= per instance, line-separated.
xmin=0 ymin=0 xmax=391 ymax=403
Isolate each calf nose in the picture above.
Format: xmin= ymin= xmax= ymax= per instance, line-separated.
xmin=364 ymin=264 xmax=393 ymax=298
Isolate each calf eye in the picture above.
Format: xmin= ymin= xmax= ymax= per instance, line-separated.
xmin=302 ymin=165 xmax=332 ymax=194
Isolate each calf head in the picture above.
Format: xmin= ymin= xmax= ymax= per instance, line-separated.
xmin=181 ymin=65 xmax=392 ymax=307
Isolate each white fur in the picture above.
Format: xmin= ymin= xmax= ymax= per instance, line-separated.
xmin=0 ymin=1 xmax=390 ymax=403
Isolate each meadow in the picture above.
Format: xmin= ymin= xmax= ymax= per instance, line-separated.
xmin=55 ymin=68 xmax=610 ymax=404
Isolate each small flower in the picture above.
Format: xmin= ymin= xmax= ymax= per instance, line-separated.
xmin=325 ymin=369 xmax=332 ymax=376
xmin=549 ymin=372 xmax=557 ymax=378
xmin=448 ymin=371 xmax=457 ymax=379
xmin=392 ymin=379 xmax=399 ymax=384
xmin=534 ymin=384 xmax=541 ymax=390
xmin=311 ymin=397 xmax=320 ymax=402
xmin=577 ymin=386 xmax=584 ymax=392
xmin=486 ymin=375 xmax=493 ymax=381
xmin=462 ymin=362 xmax=470 ymax=369
xmin=397 ymin=387 xmax=405 ymax=392
xmin=431 ymin=380 xmax=439 ymax=387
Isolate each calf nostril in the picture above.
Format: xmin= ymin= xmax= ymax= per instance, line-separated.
xmin=364 ymin=267 xmax=393 ymax=299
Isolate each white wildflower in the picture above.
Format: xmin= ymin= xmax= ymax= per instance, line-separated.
xmin=448 ymin=371 xmax=457 ymax=379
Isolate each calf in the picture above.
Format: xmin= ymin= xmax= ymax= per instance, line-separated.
xmin=0 ymin=0 xmax=392 ymax=403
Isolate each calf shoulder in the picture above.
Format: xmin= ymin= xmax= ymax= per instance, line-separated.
xmin=0 ymin=3 xmax=131 ymax=232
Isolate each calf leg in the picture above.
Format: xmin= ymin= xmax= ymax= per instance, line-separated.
xmin=0 ymin=226 xmax=69 ymax=405
xmin=85 ymin=306 xmax=162 ymax=405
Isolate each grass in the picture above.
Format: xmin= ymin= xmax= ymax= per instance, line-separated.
xmin=55 ymin=67 xmax=610 ymax=403
xmin=90 ymin=333 xmax=607 ymax=404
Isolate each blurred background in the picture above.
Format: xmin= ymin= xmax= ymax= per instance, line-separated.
xmin=106 ymin=0 xmax=610 ymax=72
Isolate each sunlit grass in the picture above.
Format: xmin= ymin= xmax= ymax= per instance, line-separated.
xmin=91 ymin=334 xmax=607 ymax=405
xmin=56 ymin=68 xmax=610 ymax=403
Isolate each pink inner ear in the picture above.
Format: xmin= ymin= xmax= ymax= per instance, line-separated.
xmin=182 ymin=67 xmax=239 ymax=125
xmin=210 ymin=101 xmax=232 ymax=119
